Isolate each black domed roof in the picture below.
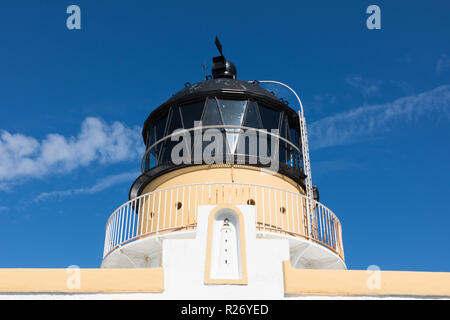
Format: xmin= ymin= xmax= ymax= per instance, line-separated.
xmin=168 ymin=78 xmax=277 ymax=102
xmin=142 ymin=78 xmax=299 ymax=141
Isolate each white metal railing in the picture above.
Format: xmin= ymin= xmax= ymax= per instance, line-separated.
xmin=103 ymin=183 xmax=344 ymax=261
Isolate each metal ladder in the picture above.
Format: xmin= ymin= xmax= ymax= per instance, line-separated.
xmin=299 ymin=111 xmax=315 ymax=238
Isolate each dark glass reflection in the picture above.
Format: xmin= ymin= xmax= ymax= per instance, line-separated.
xmin=150 ymin=112 xmax=169 ymax=156
xmin=180 ymin=101 xmax=205 ymax=128
xmin=243 ymin=101 xmax=261 ymax=128
xmin=290 ymin=127 xmax=300 ymax=147
xmin=258 ymin=104 xmax=280 ymax=130
xmin=202 ymin=98 xmax=222 ymax=125
xmin=167 ymin=107 xmax=183 ymax=135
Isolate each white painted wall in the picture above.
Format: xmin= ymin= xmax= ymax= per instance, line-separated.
xmin=159 ymin=205 xmax=290 ymax=299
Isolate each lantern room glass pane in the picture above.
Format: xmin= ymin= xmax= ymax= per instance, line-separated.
xmin=158 ymin=140 xmax=174 ymax=164
xmin=290 ymin=127 xmax=300 ymax=147
xmin=217 ymin=99 xmax=247 ymax=153
xmin=202 ymin=98 xmax=223 ymax=125
xmin=258 ymin=104 xmax=280 ymax=130
xmin=217 ymin=99 xmax=247 ymax=126
xmin=167 ymin=107 xmax=183 ymax=135
xmin=180 ymin=100 xmax=205 ymax=129
xmin=155 ymin=113 xmax=169 ymax=139
xmin=243 ymin=101 xmax=261 ymax=128
xmin=279 ymin=113 xmax=289 ymax=140
xmin=150 ymin=112 xmax=169 ymax=156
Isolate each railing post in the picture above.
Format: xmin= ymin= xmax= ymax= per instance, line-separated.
xmin=339 ymin=223 xmax=345 ymax=260
xmin=254 ymin=185 xmax=257 ymax=227
xmin=157 ymin=191 xmax=162 ymax=235
xmin=262 ymin=186 xmax=265 ymax=231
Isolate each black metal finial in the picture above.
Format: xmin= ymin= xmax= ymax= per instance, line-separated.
xmin=212 ymin=36 xmax=237 ymax=79
xmin=215 ymin=36 xmax=223 ymax=56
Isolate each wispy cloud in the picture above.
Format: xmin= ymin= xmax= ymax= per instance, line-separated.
xmin=345 ymin=74 xmax=381 ymax=96
xmin=34 ymin=170 xmax=139 ymax=202
xmin=0 ymin=117 xmax=143 ymax=187
xmin=0 ymin=206 xmax=8 ymax=212
xmin=309 ymin=84 xmax=450 ymax=150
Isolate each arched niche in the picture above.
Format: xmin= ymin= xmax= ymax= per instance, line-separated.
xmin=204 ymin=206 xmax=248 ymax=285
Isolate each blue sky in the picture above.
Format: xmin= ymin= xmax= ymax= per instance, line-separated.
xmin=0 ymin=0 xmax=449 ymax=271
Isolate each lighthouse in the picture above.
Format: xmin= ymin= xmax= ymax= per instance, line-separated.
xmin=101 ymin=39 xmax=345 ymax=298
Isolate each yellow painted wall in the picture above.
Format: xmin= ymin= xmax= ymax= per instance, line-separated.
xmin=1 ymin=263 xmax=449 ymax=297
xmin=283 ymin=261 xmax=450 ymax=297
xmin=142 ymin=164 xmax=304 ymax=194
xmin=0 ymin=268 xmax=164 ymax=293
